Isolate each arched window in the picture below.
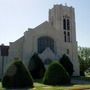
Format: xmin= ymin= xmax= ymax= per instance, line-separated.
xmin=38 ymin=36 xmax=54 ymax=53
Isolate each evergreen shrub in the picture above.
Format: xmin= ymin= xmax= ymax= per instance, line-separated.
xmin=43 ymin=62 xmax=70 ymax=85
xmin=2 ymin=60 xmax=33 ymax=89
xmin=28 ymin=53 xmax=45 ymax=79
xmin=60 ymin=54 xmax=74 ymax=76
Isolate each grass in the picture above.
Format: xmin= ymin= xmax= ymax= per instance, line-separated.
xmin=1 ymin=77 xmax=90 ymax=90
xmin=33 ymin=83 xmax=90 ymax=90
xmin=0 ymin=82 xmax=90 ymax=90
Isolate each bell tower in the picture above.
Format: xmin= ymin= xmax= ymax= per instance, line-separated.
xmin=49 ymin=4 xmax=76 ymax=43
xmin=49 ymin=4 xmax=80 ymax=76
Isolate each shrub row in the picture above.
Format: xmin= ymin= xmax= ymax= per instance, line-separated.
xmin=2 ymin=53 xmax=74 ymax=88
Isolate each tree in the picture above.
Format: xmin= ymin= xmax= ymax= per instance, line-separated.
xmin=78 ymin=47 xmax=90 ymax=75
xmin=59 ymin=54 xmax=74 ymax=76
xmin=43 ymin=62 xmax=70 ymax=85
xmin=78 ymin=55 xmax=85 ymax=76
xmin=28 ymin=53 xmax=45 ymax=79
xmin=2 ymin=60 xmax=33 ymax=89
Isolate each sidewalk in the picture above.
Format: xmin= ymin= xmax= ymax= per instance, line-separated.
xmin=71 ymin=78 xmax=90 ymax=84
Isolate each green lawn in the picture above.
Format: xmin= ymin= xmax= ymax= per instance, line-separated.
xmin=33 ymin=83 xmax=90 ymax=90
xmin=1 ymin=77 xmax=90 ymax=90
xmin=1 ymin=82 xmax=90 ymax=90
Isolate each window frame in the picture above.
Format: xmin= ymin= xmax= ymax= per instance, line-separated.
xmin=38 ymin=36 xmax=54 ymax=53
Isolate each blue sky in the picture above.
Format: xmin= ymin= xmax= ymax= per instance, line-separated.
xmin=0 ymin=0 xmax=90 ymax=47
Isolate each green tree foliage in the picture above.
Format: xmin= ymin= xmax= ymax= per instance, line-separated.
xmin=78 ymin=47 xmax=90 ymax=75
xmin=59 ymin=54 xmax=74 ymax=76
xmin=2 ymin=60 xmax=33 ymax=89
xmin=78 ymin=55 xmax=85 ymax=76
xmin=78 ymin=47 xmax=90 ymax=60
xmin=43 ymin=62 xmax=70 ymax=85
xmin=28 ymin=53 xmax=45 ymax=79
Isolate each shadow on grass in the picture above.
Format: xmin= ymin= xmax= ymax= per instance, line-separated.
xmin=5 ymin=88 xmax=30 ymax=90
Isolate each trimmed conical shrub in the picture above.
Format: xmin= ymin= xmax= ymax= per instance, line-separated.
xmin=28 ymin=53 xmax=45 ymax=79
xmin=43 ymin=62 xmax=70 ymax=85
xmin=59 ymin=54 xmax=74 ymax=76
xmin=2 ymin=59 xmax=33 ymax=89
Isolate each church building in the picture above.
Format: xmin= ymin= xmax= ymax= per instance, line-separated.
xmin=4 ymin=4 xmax=80 ymax=77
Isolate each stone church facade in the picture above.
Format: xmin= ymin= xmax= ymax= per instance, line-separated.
xmin=3 ymin=4 xmax=80 ymax=78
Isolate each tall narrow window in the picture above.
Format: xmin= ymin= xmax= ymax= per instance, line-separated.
xmin=64 ymin=31 xmax=66 ymax=42
xmin=67 ymin=32 xmax=70 ymax=42
xmin=67 ymin=19 xmax=70 ymax=30
xmin=67 ymin=49 xmax=69 ymax=54
xmin=63 ymin=16 xmax=71 ymax=43
xmin=63 ymin=17 xmax=70 ymax=30
xmin=63 ymin=18 xmax=66 ymax=30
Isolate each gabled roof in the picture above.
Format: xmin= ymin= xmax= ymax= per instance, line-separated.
xmin=33 ymin=21 xmax=56 ymax=31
